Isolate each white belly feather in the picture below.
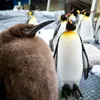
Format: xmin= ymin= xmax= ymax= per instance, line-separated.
xmin=57 ymin=34 xmax=83 ymax=86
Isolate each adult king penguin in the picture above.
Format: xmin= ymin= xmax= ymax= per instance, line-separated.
xmin=27 ymin=11 xmax=38 ymax=25
xmin=78 ymin=10 xmax=94 ymax=43
xmin=69 ymin=8 xmax=79 ymax=22
xmin=49 ymin=14 xmax=68 ymax=51
xmin=69 ymin=8 xmax=81 ymax=32
xmin=53 ymin=19 xmax=89 ymax=99
xmin=49 ymin=9 xmax=75 ymax=51
xmin=75 ymin=9 xmax=85 ymax=32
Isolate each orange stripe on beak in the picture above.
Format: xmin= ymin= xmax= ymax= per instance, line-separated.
xmin=65 ymin=13 xmax=70 ymax=17
xmin=68 ymin=20 xmax=72 ymax=24
xmin=65 ymin=8 xmax=75 ymax=17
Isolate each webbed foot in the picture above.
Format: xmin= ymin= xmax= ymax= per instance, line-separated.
xmin=62 ymin=84 xmax=72 ymax=99
xmin=72 ymin=84 xmax=83 ymax=99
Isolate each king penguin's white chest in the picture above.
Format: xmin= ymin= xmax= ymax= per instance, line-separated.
xmin=57 ymin=31 xmax=83 ymax=85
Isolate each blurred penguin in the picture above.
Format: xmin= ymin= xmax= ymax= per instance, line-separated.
xmin=49 ymin=9 xmax=77 ymax=51
xmin=76 ymin=9 xmax=89 ymax=32
xmin=69 ymin=8 xmax=77 ymax=22
xmin=27 ymin=11 xmax=38 ymax=25
xmin=75 ymin=9 xmax=85 ymax=32
xmin=49 ymin=14 xmax=68 ymax=51
xmin=27 ymin=11 xmax=41 ymax=36
xmin=78 ymin=10 xmax=94 ymax=43
xmin=49 ymin=9 xmax=78 ymax=51
xmin=53 ymin=19 xmax=89 ymax=99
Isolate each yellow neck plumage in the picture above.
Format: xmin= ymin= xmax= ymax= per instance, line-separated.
xmin=83 ymin=16 xmax=89 ymax=20
xmin=60 ymin=31 xmax=79 ymax=40
xmin=63 ymin=31 xmax=76 ymax=35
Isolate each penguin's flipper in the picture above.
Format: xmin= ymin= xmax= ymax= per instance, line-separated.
xmin=79 ymin=35 xmax=89 ymax=79
xmin=49 ymin=22 xmax=60 ymax=51
xmin=53 ymin=33 xmax=62 ymax=70
xmin=54 ymin=53 xmax=58 ymax=71
xmin=53 ymin=23 xmax=61 ymax=39
xmin=49 ymin=22 xmax=61 ymax=51
xmin=53 ymin=32 xmax=61 ymax=58
xmin=82 ymin=50 xmax=89 ymax=79
xmin=53 ymin=39 xmax=58 ymax=70
xmin=53 ymin=23 xmax=61 ymax=57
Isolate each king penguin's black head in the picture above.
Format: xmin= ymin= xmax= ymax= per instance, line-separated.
xmin=81 ymin=9 xmax=86 ymax=15
xmin=72 ymin=8 xmax=78 ymax=17
xmin=66 ymin=19 xmax=76 ymax=31
xmin=60 ymin=14 xmax=68 ymax=21
xmin=81 ymin=9 xmax=90 ymax=16
xmin=85 ymin=10 xmax=90 ymax=16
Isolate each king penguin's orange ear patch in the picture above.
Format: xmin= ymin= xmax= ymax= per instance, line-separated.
xmin=84 ymin=12 xmax=86 ymax=15
xmin=77 ymin=10 xmax=80 ymax=14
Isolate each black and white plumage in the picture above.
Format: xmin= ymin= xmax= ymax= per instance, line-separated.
xmin=77 ymin=10 xmax=94 ymax=43
xmin=49 ymin=14 xmax=68 ymax=51
xmin=53 ymin=19 xmax=89 ymax=99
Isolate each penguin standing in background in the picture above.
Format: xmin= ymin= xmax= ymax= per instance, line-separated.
xmin=27 ymin=11 xmax=38 ymax=25
xmin=78 ymin=10 xmax=94 ymax=43
xmin=75 ymin=9 xmax=85 ymax=32
xmin=49 ymin=9 xmax=76 ymax=51
xmin=27 ymin=11 xmax=42 ymax=36
xmin=69 ymin=8 xmax=79 ymax=22
xmin=94 ymin=16 xmax=100 ymax=44
xmin=54 ymin=19 xmax=89 ymax=99
xmin=49 ymin=14 xmax=68 ymax=51
xmin=49 ymin=9 xmax=77 ymax=51
xmin=69 ymin=8 xmax=81 ymax=32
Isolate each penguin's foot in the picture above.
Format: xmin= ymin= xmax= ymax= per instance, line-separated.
xmin=62 ymin=84 xmax=72 ymax=99
xmin=72 ymin=84 xmax=83 ymax=99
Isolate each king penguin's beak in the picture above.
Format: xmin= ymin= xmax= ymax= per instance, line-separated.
xmin=23 ymin=20 xmax=54 ymax=38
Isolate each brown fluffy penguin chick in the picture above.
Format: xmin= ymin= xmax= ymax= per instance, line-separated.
xmin=0 ymin=24 xmax=58 ymax=100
